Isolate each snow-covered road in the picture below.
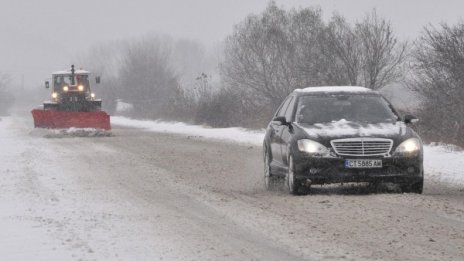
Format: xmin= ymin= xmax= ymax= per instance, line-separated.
xmin=112 ymin=116 xmax=464 ymax=186
xmin=1 ymin=114 xmax=464 ymax=260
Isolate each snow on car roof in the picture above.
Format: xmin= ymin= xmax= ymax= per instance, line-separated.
xmin=52 ymin=69 xmax=91 ymax=75
xmin=294 ymin=86 xmax=373 ymax=94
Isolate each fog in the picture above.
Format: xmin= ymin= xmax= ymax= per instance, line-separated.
xmin=1 ymin=0 xmax=463 ymax=87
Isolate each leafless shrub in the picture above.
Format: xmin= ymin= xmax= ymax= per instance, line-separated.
xmin=162 ymin=84 xmax=197 ymax=122
xmin=0 ymin=73 xmax=14 ymax=115
xmin=410 ymin=23 xmax=464 ymax=146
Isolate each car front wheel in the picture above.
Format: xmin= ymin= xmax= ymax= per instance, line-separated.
xmin=286 ymin=155 xmax=306 ymax=195
xmin=264 ymin=146 xmax=281 ymax=191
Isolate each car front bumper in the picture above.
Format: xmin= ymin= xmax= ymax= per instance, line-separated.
xmin=294 ymin=155 xmax=423 ymax=185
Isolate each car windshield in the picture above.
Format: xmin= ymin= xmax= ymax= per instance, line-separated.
xmin=296 ymin=95 xmax=399 ymax=124
xmin=53 ymin=75 xmax=72 ymax=88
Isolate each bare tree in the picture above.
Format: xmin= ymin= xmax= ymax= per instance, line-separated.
xmin=355 ymin=10 xmax=408 ymax=90
xmin=323 ymin=10 xmax=408 ymax=90
xmin=221 ymin=2 xmax=296 ymax=105
xmin=76 ymin=41 xmax=127 ymax=113
xmin=221 ymin=2 xmax=328 ymax=114
xmin=410 ymin=23 xmax=464 ymax=146
xmin=221 ymin=5 xmax=409 ymax=126
xmin=324 ymin=14 xmax=361 ymax=85
xmin=170 ymin=39 xmax=221 ymax=90
xmin=118 ymin=36 xmax=179 ymax=118
xmin=289 ymin=7 xmax=334 ymax=86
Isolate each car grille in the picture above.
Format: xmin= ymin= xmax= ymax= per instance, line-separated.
xmin=330 ymin=138 xmax=393 ymax=156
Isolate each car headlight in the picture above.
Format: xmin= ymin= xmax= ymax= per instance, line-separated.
xmin=78 ymin=85 xmax=84 ymax=91
xmin=394 ymin=138 xmax=421 ymax=157
xmin=297 ymin=139 xmax=328 ymax=156
xmin=51 ymin=92 xmax=58 ymax=99
xmin=63 ymin=86 xmax=69 ymax=92
xmin=90 ymin=93 xmax=95 ymax=98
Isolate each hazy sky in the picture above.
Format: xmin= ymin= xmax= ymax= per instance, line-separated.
xmin=1 ymin=0 xmax=463 ymax=87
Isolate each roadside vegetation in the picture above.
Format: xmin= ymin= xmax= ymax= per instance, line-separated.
xmin=0 ymin=73 xmax=14 ymax=116
xmin=409 ymin=23 xmax=464 ymax=146
xmin=79 ymin=1 xmax=464 ymax=147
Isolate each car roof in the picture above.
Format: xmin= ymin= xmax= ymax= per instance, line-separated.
xmin=293 ymin=86 xmax=374 ymax=95
xmin=52 ymin=70 xmax=90 ymax=76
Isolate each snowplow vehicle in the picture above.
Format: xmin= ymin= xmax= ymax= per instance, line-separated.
xmin=31 ymin=65 xmax=110 ymax=130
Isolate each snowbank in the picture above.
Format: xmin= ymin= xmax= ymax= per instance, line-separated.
xmin=424 ymin=145 xmax=464 ymax=186
xmin=111 ymin=116 xmax=265 ymax=145
xmin=112 ymin=116 xmax=464 ymax=186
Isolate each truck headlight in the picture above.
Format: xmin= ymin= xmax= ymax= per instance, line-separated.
xmin=90 ymin=93 xmax=95 ymax=98
xmin=78 ymin=85 xmax=84 ymax=91
xmin=51 ymin=92 xmax=58 ymax=99
xmin=63 ymin=86 xmax=69 ymax=92
xmin=394 ymin=138 xmax=421 ymax=157
xmin=297 ymin=139 xmax=328 ymax=156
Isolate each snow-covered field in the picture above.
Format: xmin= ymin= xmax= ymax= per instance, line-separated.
xmin=112 ymin=116 xmax=464 ymax=186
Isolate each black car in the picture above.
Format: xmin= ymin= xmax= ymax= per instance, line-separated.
xmin=263 ymin=86 xmax=424 ymax=195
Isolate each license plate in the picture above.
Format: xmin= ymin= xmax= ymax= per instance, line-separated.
xmin=344 ymin=159 xmax=382 ymax=168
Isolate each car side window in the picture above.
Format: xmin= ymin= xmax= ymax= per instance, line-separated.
xmin=284 ymin=96 xmax=296 ymax=122
xmin=276 ymin=96 xmax=292 ymax=117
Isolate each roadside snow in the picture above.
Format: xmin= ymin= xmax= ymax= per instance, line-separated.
xmin=112 ymin=116 xmax=464 ymax=186
xmin=47 ymin=127 xmax=112 ymax=138
xmin=424 ymin=145 xmax=464 ymax=186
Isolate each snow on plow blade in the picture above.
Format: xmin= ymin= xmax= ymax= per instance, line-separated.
xmin=31 ymin=109 xmax=111 ymax=130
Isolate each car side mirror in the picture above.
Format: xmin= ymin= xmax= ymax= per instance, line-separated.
xmin=96 ymin=76 xmax=101 ymax=84
xmin=404 ymin=114 xmax=419 ymax=124
xmin=45 ymin=81 xmax=49 ymax=89
xmin=272 ymin=116 xmax=288 ymax=126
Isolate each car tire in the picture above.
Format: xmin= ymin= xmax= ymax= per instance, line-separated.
xmin=264 ymin=145 xmax=281 ymax=191
xmin=286 ymin=155 xmax=307 ymax=195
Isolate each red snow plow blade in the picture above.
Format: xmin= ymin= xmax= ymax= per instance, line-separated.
xmin=31 ymin=109 xmax=111 ymax=130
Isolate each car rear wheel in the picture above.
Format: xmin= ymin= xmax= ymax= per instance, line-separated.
xmin=264 ymin=146 xmax=280 ymax=191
